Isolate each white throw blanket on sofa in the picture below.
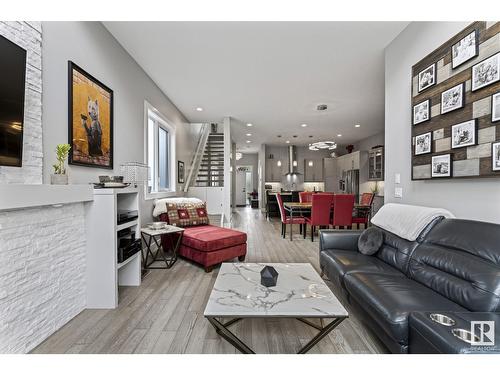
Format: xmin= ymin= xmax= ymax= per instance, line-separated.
xmin=371 ymin=203 xmax=454 ymax=241
xmin=153 ymin=197 xmax=204 ymax=218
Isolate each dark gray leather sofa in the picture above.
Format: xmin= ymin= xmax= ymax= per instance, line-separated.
xmin=319 ymin=218 xmax=500 ymax=354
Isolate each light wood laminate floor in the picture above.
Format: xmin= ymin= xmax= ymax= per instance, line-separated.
xmin=32 ymin=208 xmax=387 ymax=354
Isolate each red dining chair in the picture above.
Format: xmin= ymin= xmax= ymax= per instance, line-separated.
xmin=331 ymin=194 xmax=355 ymax=229
xmin=352 ymin=193 xmax=375 ymax=229
xmin=305 ymin=194 xmax=334 ymax=242
xmin=276 ymin=193 xmax=306 ymax=239
xmin=299 ymin=191 xmax=313 ymax=203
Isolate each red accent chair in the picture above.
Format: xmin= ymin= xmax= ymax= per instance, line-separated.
xmin=305 ymin=194 xmax=334 ymax=242
xmin=352 ymin=193 xmax=375 ymax=229
xmin=331 ymin=194 xmax=355 ymax=229
xmin=159 ymin=213 xmax=247 ymax=272
xmin=299 ymin=191 xmax=313 ymax=203
xmin=277 ymin=193 xmax=306 ymax=239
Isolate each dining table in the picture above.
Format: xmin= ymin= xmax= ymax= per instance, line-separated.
xmin=282 ymin=202 xmax=372 ymax=241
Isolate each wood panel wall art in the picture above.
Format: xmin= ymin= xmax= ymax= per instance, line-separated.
xmin=411 ymin=21 xmax=500 ymax=180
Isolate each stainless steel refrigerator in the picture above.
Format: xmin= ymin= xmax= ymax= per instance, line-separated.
xmin=340 ymin=169 xmax=359 ymax=203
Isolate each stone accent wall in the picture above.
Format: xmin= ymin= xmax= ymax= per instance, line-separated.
xmin=0 ymin=203 xmax=86 ymax=353
xmin=0 ymin=21 xmax=43 ymax=184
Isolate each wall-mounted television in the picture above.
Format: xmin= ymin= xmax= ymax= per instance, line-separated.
xmin=0 ymin=34 xmax=27 ymax=167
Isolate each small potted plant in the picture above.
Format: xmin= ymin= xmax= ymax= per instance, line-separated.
xmin=51 ymin=143 xmax=71 ymax=185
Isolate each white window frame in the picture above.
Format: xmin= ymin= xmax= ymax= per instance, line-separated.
xmin=144 ymin=100 xmax=176 ymax=200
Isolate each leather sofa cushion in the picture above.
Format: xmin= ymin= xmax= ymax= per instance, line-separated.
xmin=344 ymin=272 xmax=466 ymax=345
xmin=320 ymin=249 xmax=403 ymax=287
xmin=409 ymin=243 xmax=500 ymax=312
xmin=424 ymin=219 xmax=500 ymax=266
xmin=375 ymin=229 xmax=419 ymax=275
xmin=181 ymin=225 xmax=247 ymax=252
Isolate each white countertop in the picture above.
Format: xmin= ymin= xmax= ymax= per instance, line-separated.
xmin=204 ymin=263 xmax=348 ymax=318
xmin=0 ymin=184 xmax=93 ymax=211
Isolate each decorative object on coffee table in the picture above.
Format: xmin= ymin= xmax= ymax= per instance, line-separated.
xmin=260 ymin=265 xmax=279 ymax=287
xmin=141 ymin=225 xmax=184 ymax=269
xmin=50 ymin=143 xmax=71 ymax=185
xmin=204 ymin=263 xmax=348 ymax=354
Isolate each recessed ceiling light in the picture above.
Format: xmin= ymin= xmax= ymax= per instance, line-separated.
xmin=337 ymin=134 xmax=342 ymax=137
xmin=246 ymin=133 xmax=252 ymax=136
xmin=247 ymin=123 xmax=253 ymax=127
xmin=285 ymin=140 xmax=290 ymax=144
xmin=355 ymin=124 xmax=361 ymax=128
xmin=196 ymin=107 xmax=203 ymax=112
xmin=246 ymin=140 xmax=251 ymax=143
xmin=301 ymin=123 xmax=307 ymax=127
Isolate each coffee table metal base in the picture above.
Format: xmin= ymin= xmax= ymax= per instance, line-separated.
xmin=206 ymin=316 xmax=346 ymax=354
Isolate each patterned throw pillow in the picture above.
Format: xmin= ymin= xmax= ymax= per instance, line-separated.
xmin=166 ymin=202 xmax=210 ymax=227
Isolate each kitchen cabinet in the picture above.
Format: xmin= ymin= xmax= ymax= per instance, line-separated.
xmin=304 ymin=159 xmax=324 ymax=182
xmin=336 ymin=151 xmax=360 ymax=175
xmin=368 ymin=147 xmax=384 ymax=181
xmin=324 ymin=158 xmax=339 ymax=192
xmin=265 ymin=147 xmax=285 ymax=182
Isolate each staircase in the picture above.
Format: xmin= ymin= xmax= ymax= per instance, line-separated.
xmin=195 ymin=133 xmax=225 ymax=187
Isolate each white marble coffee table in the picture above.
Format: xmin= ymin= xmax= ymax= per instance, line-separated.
xmin=204 ymin=263 xmax=348 ymax=354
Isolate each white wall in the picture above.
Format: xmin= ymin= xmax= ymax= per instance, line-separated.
xmin=42 ymin=22 xmax=200 ymax=223
xmin=385 ymin=22 xmax=500 ymax=223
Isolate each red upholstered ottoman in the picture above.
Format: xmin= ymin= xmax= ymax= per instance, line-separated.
xmin=159 ymin=214 xmax=247 ymax=272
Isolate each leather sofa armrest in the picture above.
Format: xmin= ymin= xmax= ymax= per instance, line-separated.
xmin=319 ymin=230 xmax=362 ymax=252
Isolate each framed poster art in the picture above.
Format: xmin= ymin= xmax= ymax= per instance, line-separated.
xmin=68 ymin=61 xmax=113 ymax=169
xmin=418 ymin=63 xmax=436 ymax=92
xmin=451 ymin=30 xmax=478 ymax=69
xmin=441 ymin=82 xmax=465 ymax=114
xmin=413 ymin=99 xmax=431 ymax=125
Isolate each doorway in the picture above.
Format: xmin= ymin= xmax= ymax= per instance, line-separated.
xmin=236 ymin=166 xmax=253 ymax=207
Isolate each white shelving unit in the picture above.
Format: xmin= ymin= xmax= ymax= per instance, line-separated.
xmin=85 ymin=186 xmax=141 ymax=309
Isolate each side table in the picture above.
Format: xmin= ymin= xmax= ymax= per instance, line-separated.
xmin=141 ymin=225 xmax=184 ymax=269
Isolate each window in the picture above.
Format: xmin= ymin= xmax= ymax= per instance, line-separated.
xmin=145 ymin=101 xmax=175 ymax=197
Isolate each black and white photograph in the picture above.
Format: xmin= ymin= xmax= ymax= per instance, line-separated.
xmin=413 ymin=99 xmax=430 ymax=125
xmin=441 ymin=82 xmax=464 ymax=114
xmin=492 ymin=92 xmax=500 ymax=122
xmin=451 ymin=119 xmax=477 ymax=149
xmin=432 ymin=154 xmax=452 ymax=178
xmin=451 ymin=30 xmax=478 ymax=69
xmin=493 ymin=142 xmax=500 ymax=171
xmin=418 ymin=63 xmax=436 ymax=92
xmin=415 ymin=132 xmax=432 ymax=155
xmin=472 ymin=52 xmax=500 ymax=91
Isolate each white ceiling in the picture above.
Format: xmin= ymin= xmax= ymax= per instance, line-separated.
xmin=104 ymin=22 xmax=408 ymax=153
